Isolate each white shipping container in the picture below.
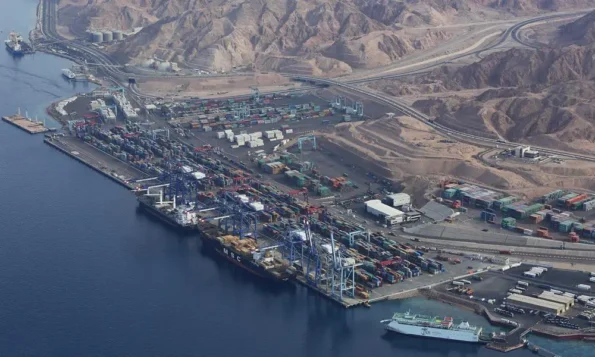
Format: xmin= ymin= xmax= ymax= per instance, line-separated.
xmin=228 ymin=136 xmax=235 ymax=143
xmin=452 ymin=281 xmax=464 ymax=286
xmin=589 ymin=277 xmax=595 ymax=283
xmin=285 ymin=129 xmax=293 ymax=134
xmin=224 ymin=129 xmax=233 ymax=134
xmin=217 ymin=131 xmax=225 ymax=139
xmin=517 ymin=281 xmax=529 ymax=287
xmin=523 ymin=272 xmax=536 ymax=278
xmin=577 ymin=284 xmax=592 ymax=291
xmin=590 ymin=272 xmax=595 ymax=277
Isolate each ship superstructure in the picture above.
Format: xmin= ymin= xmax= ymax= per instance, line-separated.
xmin=136 ymin=185 xmax=198 ymax=231
xmin=381 ymin=311 xmax=482 ymax=343
xmin=5 ymin=32 xmax=33 ymax=56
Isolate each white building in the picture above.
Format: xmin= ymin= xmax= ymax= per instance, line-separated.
xmin=365 ymin=199 xmax=404 ymax=225
xmin=385 ymin=193 xmax=411 ymax=208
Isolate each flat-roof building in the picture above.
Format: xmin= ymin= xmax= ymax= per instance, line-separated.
xmin=538 ymin=291 xmax=574 ymax=309
xmin=506 ymin=294 xmax=566 ymax=315
xmin=365 ymin=200 xmax=404 ymax=225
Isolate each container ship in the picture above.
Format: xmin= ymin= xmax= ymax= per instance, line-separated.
xmin=197 ymin=219 xmax=295 ymax=282
xmin=381 ymin=311 xmax=483 ymax=343
xmin=5 ymin=32 xmax=34 ymax=56
xmin=137 ymin=194 xmax=198 ymax=232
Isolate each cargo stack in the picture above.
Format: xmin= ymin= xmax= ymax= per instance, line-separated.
xmin=493 ymin=196 xmax=519 ymax=210
xmin=558 ymin=193 xmax=578 ymax=207
xmin=443 ymin=188 xmax=457 ymax=199
xmin=540 ymin=189 xmax=566 ymax=203
xmin=480 ymin=211 xmax=496 ymax=223
xmin=566 ymin=194 xmax=591 ymax=209
xmin=502 ymin=217 xmax=516 ymax=229
xmin=583 ymin=199 xmax=595 ymax=211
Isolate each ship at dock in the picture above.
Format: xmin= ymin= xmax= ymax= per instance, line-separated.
xmin=381 ymin=311 xmax=484 ymax=343
xmin=62 ymin=69 xmax=76 ymax=80
xmin=197 ymin=219 xmax=295 ymax=282
xmin=5 ymin=32 xmax=34 ymax=56
xmin=136 ymin=186 xmax=198 ymax=232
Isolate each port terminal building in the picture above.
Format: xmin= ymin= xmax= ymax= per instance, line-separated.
xmin=506 ymin=294 xmax=566 ymax=315
xmin=537 ymin=292 xmax=574 ymax=309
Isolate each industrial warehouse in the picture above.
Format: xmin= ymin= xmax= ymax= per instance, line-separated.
xmin=506 ymin=294 xmax=566 ymax=315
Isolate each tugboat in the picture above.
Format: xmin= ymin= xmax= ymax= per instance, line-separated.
xmin=5 ymin=32 xmax=34 ymax=56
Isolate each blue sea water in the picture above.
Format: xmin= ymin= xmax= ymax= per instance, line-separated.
xmin=0 ymin=1 xmax=591 ymax=356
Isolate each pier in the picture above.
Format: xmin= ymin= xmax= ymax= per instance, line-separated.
xmin=2 ymin=110 xmax=54 ymax=134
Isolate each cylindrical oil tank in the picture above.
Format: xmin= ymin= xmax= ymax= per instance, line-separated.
xmin=102 ymin=31 xmax=113 ymax=42
xmin=91 ymin=32 xmax=103 ymax=43
xmin=157 ymin=61 xmax=171 ymax=72
xmin=86 ymin=30 xmax=93 ymax=41
xmin=113 ymin=30 xmax=124 ymax=41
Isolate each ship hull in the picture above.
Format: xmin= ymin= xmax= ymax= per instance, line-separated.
xmin=137 ymin=198 xmax=195 ymax=233
xmin=198 ymin=230 xmax=291 ymax=282
xmin=385 ymin=321 xmax=480 ymax=343
xmin=5 ymin=43 xmax=24 ymax=56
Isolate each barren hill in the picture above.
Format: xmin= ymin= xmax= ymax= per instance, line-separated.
xmin=369 ymin=45 xmax=595 ymax=151
xmin=56 ymin=0 xmax=593 ymax=75
xmin=372 ymin=45 xmax=595 ymax=94
xmin=557 ymin=10 xmax=595 ymax=46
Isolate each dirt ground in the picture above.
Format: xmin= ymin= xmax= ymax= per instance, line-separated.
xmin=317 ymin=114 xmax=540 ymax=199
xmin=136 ymin=74 xmax=300 ymax=99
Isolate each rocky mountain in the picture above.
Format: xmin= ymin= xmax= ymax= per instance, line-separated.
xmin=372 ymin=45 xmax=595 ymax=95
xmin=411 ymin=81 xmax=595 ymax=150
xmin=368 ymin=42 xmax=595 ymax=150
xmin=56 ymin=0 xmax=593 ymax=74
xmin=558 ymin=10 xmax=595 ymax=46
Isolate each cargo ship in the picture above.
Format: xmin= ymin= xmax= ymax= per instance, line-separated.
xmin=5 ymin=32 xmax=34 ymax=56
xmin=381 ymin=311 xmax=483 ymax=343
xmin=137 ymin=193 xmax=198 ymax=232
xmin=197 ymin=219 xmax=295 ymax=282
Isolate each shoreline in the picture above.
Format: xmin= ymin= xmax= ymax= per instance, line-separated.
xmin=27 ymin=1 xmax=595 ymax=355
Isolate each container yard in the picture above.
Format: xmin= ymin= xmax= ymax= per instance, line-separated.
xmin=36 ymin=91 xmax=481 ymax=309
xmin=438 ymin=184 xmax=595 ymax=243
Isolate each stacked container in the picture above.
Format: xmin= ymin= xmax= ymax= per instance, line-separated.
xmin=502 ymin=217 xmax=516 ymax=229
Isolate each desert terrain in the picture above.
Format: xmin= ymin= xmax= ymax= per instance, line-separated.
xmin=56 ymin=0 xmax=593 ymax=75
xmin=365 ymin=10 xmax=595 ymax=153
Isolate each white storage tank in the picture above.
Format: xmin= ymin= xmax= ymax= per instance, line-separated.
xmin=91 ymin=32 xmax=104 ymax=43
xmin=102 ymin=30 xmax=113 ymax=42
xmin=141 ymin=59 xmax=155 ymax=68
xmin=156 ymin=61 xmax=171 ymax=72
xmin=113 ymin=30 xmax=124 ymax=41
